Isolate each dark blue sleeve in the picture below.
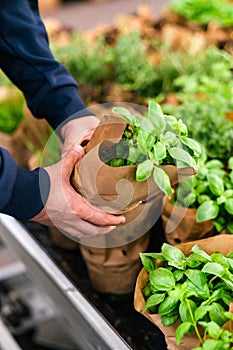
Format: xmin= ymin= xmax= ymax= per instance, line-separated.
xmin=0 ymin=0 xmax=92 ymax=219
xmin=0 ymin=0 xmax=91 ymax=130
xmin=0 ymin=148 xmax=50 ymax=220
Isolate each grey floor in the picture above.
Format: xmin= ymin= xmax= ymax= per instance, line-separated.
xmin=45 ymin=0 xmax=171 ymax=31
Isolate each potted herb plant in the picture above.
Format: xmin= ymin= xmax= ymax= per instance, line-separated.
xmin=162 ymin=155 xmax=233 ymax=245
xmin=134 ymin=235 xmax=233 ymax=350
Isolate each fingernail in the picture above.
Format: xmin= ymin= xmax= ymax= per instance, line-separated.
xmin=61 ymin=151 xmax=67 ymax=159
xmin=73 ymin=145 xmax=84 ymax=154
xmin=120 ymin=216 xmax=126 ymax=223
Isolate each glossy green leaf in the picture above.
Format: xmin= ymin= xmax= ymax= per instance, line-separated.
xmin=139 ymin=253 xmax=155 ymax=272
xmin=153 ymin=142 xmax=167 ymax=165
xmin=207 ymin=174 xmax=224 ymax=196
xmin=168 ymin=147 xmax=198 ymax=170
xmin=112 ymin=107 xmax=133 ymax=124
xmin=153 ymin=166 xmax=172 ymax=198
xmin=196 ymin=200 xmax=219 ymax=222
xmin=161 ymin=313 xmax=179 ymax=327
xmin=142 ymin=292 xmax=166 ymax=312
xmin=148 ymin=101 xmax=166 ymax=136
xmin=175 ymin=322 xmax=193 ymax=344
xmin=179 ymin=136 xmax=202 ymax=157
xmin=179 ymin=299 xmax=196 ymax=323
xmin=225 ymin=198 xmax=233 ymax=215
xmin=158 ymin=294 xmax=179 ymax=315
xmin=136 ymin=159 xmax=154 ymax=182
xmin=162 ymin=243 xmax=185 ymax=263
xmin=149 ymin=267 xmax=176 ymax=291
xmin=202 ymin=262 xmax=225 ymax=277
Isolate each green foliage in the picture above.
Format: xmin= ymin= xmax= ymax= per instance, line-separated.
xmin=0 ymin=87 xmax=24 ymax=134
xmin=140 ymin=243 xmax=233 ymax=347
xmin=175 ymin=156 xmax=233 ymax=233
xmin=51 ymin=33 xmax=114 ymax=87
xmin=169 ymin=0 xmax=233 ymax=27
xmin=161 ymin=47 xmax=233 ymax=161
xmin=100 ymin=101 xmax=201 ymax=198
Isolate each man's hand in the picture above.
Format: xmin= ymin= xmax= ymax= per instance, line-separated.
xmin=60 ymin=116 xmax=99 ymax=155
xmin=31 ymin=145 xmax=126 ymax=239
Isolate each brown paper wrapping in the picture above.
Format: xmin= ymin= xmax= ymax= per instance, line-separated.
xmin=134 ymin=234 xmax=233 ymax=350
xmin=162 ymin=197 xmax=214 ymax=245
xmin=80 ymin=231 xmax=150 ymax=294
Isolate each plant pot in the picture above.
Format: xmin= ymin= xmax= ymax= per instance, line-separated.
xmin=161 ymin=197 xmax=215 ymax=245
xmin=80 ymin=231 xmax=151 ymax=295
xmin=134 ymin=234 xmax=233 ymax=350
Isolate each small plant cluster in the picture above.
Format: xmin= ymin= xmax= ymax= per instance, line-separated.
xmin=170 ymin=0 xmax=233 ymax=27
xmin=161 ymin=47 xmax=233 ymax=161
xmin=174 ymin=156 xmax=233 ymax=234
xmin=100 ymin=101 xmax=201 ymax=199
xmin=140 ymin=243 xmax=233 ymax=348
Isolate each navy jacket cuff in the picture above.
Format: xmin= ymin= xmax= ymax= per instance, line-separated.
xmin=1 ymin=163 xmax=50 ymax=221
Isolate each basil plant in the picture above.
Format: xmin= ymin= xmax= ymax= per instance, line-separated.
xmin=103 ymin=101 xmax=201 ymax=199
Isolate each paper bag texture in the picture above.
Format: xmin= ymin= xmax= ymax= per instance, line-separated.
xmin=162 ymin=198 xmax=214 ymax=245
xmin=80 ymin=231 xmax=150 ymax=294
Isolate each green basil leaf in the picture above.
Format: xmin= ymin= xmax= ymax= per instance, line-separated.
xmin=175 ymin=322 xmax=193 ymax=344
xmin=207 ymin=173 xmax=224 ymax=196
xmin=153 ymin=166 xmax=172 ymax=198
xmin=161 ymin=313 xmax=179 ymax=327
xmin=194 ymin=305 xmax=211 ymax=322
xmin=148 ymin=101 xmax=166 ymax=136
xmin=196 ymin=200 xmax=219 ymax=222
xmin=228 ymin=157 xmax=233 ymax=170
xmin=174 ymin=270 xmax=184 ymax=281
xmin=206 ymin=160 xmax=224 ymax=169
xmin=112 ymin=107 xmax=133 ymax=125
xmin=137 ymin=129 xmax=155 ymax=155
xmin=153 ymin=142 xmax=167 ymax=165
xmin=179 ymin=136 xmax=202 ymax=157
xmin=206 ymin=321 xmax=222 ymax=340
xmin=210 ymin=252 xmax=229 ymax=268
xmin=143 ymin=252 xmax=166 ymax=260
xmin=149 ymin=268 xmax=176 ymax=291
xmin=142 ymin=292 xmax=166 ymax=312
xmin=202 ymin=262 xmax=225 ymax=277
xmin=225 ymin=198 xmax=233 ymax=215
xmin=168 ymin=147 xmax=198 ymax=170
xmin=191 ymin=246 xmax=211 ymax=262
xmin=136 ymin=159 xmax=154 ymax=182
xmin=161 ymin=243 xmax=185 ymax=263
xmin=185 ymin=269 xmax=207 ymax=290
xmin=209 ymin=303 xmax=228 ymax=326
xmin=139 ymin=253 xmax=155 ymax=273
xmin=158 ymin=295 xmax=179 ymax=316
xmin=179 ymin=299 xmax=196 ymax=323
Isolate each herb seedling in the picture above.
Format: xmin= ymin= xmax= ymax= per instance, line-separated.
xmin=101 ymin=101 xmax=201 ymax=199
xmin=174 ymin=156 xmax=233 ymax=234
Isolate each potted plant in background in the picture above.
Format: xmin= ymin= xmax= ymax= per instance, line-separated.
xmin=162 ymin=154 xmax=233 ymax=246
